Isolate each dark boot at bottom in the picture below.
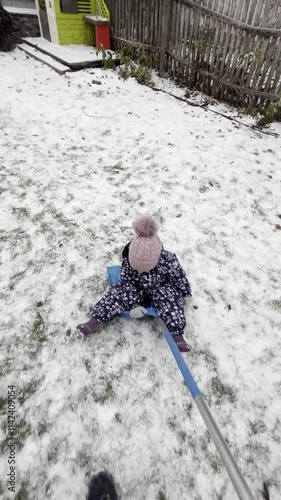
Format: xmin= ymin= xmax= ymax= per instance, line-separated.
xmin=87 ymin=471 xmax=118 ymax=500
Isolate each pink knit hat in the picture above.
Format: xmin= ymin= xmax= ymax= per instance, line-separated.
xmin=128 ymin=216 xmax=162 ymax=273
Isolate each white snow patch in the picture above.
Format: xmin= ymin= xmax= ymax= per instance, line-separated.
xmin=5 ymin=6 xmax=37 ymax=15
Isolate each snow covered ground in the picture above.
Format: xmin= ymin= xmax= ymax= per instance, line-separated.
xmin=0 ymin=48 xmax=281 ymax=500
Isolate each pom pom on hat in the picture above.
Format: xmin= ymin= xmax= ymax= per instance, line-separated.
xmin=133 ymin=216 xmax=158 ymax=237
xmin=129 ymin=216 xmax=162 ymax=274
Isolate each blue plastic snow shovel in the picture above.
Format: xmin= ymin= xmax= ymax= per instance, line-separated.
xmin=106 ymin=266 xmax=256 ymax=500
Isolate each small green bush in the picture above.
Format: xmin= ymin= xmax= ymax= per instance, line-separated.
xmin=120 ymin=46 xmax=154 ymax=86
xmin=257 ymin=93 xmax=281 ymax=127
xmin=97 ymin=45 xmax=154 ymax=87
xmin=96 ymin=46 xmax=115 ymax=69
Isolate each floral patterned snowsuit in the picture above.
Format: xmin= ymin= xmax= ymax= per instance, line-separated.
xmin=92 ymin=244 xmax=192 ymax=335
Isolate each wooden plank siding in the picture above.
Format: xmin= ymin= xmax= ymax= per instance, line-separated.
xmin=106 ymin=0 xmax=281 ymax=111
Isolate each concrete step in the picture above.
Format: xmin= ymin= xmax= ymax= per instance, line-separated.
xmin=18 ymin=43 xmax=71 ymax=74
xmin=22 ymin=37 xmax=107 ymax=69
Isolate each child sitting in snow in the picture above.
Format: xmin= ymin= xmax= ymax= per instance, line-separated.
xmin=77 ymin=216 xmax=192 ymax=352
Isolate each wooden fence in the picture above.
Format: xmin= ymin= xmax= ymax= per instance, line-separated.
xmin=106 ymin=0 xmax=281 ymax=112
xmin=195 ymin=0 xmax=281 ymax=28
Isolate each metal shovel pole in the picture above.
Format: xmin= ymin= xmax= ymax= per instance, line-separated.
xmin=158 ymin=321 xmax=256 ymax=500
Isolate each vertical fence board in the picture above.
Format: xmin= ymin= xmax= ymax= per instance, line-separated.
xmin=251 ymin=1 xmax=261 ymax=27
xmin=202 ymin=11 xmax=211 ymax=94
xmin=270 ymin=47 xmax=281 ymax=94
xmin=243 ymin=34 xmax=261 ymax=97
xmin=118 ymin=0 xmax=122 ymax=39
xmin=263 ymin=42 xmax=281 ymax=94
xmin=271 ymin=2 xmax=281 ymax=29
xmin=170 ymin=1 xmax=178 ymax=79
xmin=193 ymin=3 xmax=203 ymax=88
xmin=183 ymin=4 xmax=191 ymax=86
xmin=182 ymin=4 xmax=190 ymax=83
xmin=141 ymin=0 xmax=145 ymax=44
xmin=118 ymin=0 xmax=121 ymax=40
xmin=218 ymin=23 xmax=234 ymax=101
xmin=212 ymin=19 xmax=225 ymax=98
xmin=176 ymin=2 xmax=183 ymax=81
xmin=153 ymin=0 xmax=159 ymax=48
xmin=170 ymin=0 xmax=177 ymax=79
xmin=149 ymin=0 xmax=154 ymax=49
xmin=236 ymin=32 xmax=256 ymax=108
xmin=252 ymin=36 xmax=275 ymax=106
xmin=175 ymin=0 xmax=182 ymax=81
xmin=231 ymin=30 xmax=250 ymax=107
xmin=185 ymin=4 xmax=193 ymax=87
xmin=245 ymin=0 xmax=254 ymax=25
xmin=223 ymin=26 xmax=242 ymax=105
xmin=209 ymin=10 xmax=220 ymax=75
xmin=177 ymin=2 xmax=185 ymax=82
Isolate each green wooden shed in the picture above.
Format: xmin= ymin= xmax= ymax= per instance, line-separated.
xmin=35 ymin=0 xmax=110 ymax=46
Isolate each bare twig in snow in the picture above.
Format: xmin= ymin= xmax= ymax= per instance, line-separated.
xmin=82 ymin=107 xmax=116 ymax=119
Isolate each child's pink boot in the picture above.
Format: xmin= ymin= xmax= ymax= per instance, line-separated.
xmin=76 ymin=317 xmax=101 ymax=337
xmin=173 ymin=334 xmax=192 ymax=353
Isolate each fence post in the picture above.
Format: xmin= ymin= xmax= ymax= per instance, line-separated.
xmin=159 ymin=0 xmax=173 ymax=76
